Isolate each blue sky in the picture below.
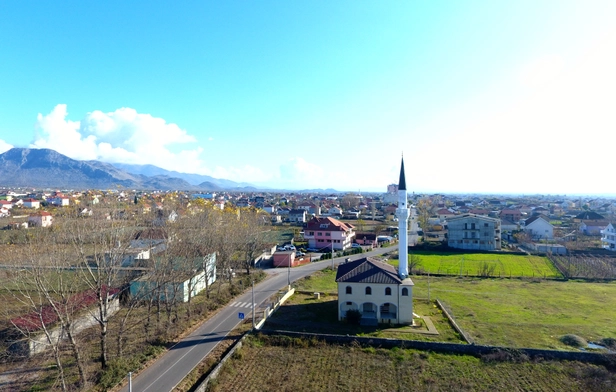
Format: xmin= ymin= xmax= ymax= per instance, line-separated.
xmin=1 ymin=1 xmax=615 ymax=194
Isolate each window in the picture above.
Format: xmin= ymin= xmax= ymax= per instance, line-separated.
xmin=346 ymin=286 xmax=352 ymax=294
xmin=401 ymin=288 xmax=409 ymax=296
xmin=365 ymin=286 xmax=372 ymax=295
xmin=326 ymin=233 xmax=331 ymax=236
xmin=471 ymin=223 xmax=476 ymax=229
xmin=385 ymin=287 xmax=392 ymax=296
xmin=309 ymin=231 xmax=314 ymax=235
xmin=346 ymin=301 xmax=352 ymax=305
xmin=484 ymin=223 xmax=488 ymax=227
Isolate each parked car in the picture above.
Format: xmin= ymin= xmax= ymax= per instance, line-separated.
xmin=351 ymin=243 xmax=362 ymax=248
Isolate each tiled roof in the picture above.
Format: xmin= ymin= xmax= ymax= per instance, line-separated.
xmin=306 ymin=216 xmax=354 ymax=232
xmin=336 ymin=257 xmax=402 ymax=284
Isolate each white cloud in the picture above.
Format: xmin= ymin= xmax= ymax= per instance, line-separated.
xmin=31 ymin=104 xmax=209 ymax=175
xmin=278 ymin=157 xmax=324 ymax=188
xmin=0 ymin=139 xmax=13 ymax=154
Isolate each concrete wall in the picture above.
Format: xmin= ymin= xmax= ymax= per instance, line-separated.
xmin=258 ymin=329 xmax=615 ymax=366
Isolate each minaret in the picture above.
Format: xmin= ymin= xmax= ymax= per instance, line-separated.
xmin=396 ymin=157 xmax=410 ymax=278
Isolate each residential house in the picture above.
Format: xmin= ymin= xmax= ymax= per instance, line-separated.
xmin=499 ymin=209 xmax=521 ymax=223
xmin=436 ymin=209 xmax=456 ymax=222
xmin=601 ymin=223 xmax=616 ymax=251
xmin=130 ymin=228 xmax=169 ymax=254
xmin=579 ymin=220 xmax=609 ymax=236
xmin=328 ymin=206 xmax=343 ymax=216
xmin=524 ymin=215 xmax=554 ymax=240
xmin=336 ymin=257 xmax=414 ymax=325
xmin=287 ymin=209 xmax=307 ymax=223
xmin=354 ymin=232 xmax=378 ymax=247
xmin=22 ymin=198 xmax=39 ymax=209
xmin=28 ymin=211 xmax=53 ymax=228
xmin=262 ymin=204 xmax=277 ymax=214
xmin=0 ymin=200 xmax=13 ymax=210
xmin=48 ymin=195 xmax=70 ymax=207
xmin=447 ymin=214 xmax=501 ymax=251
xmin=304 ymin=216 xmax=356 ymax=251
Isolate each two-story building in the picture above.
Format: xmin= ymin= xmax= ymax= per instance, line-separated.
xmin=303 ymin=216 xmax=355 ymax=251
xmin=447 ymin=214 xmax=501 ymax=251
xmin=601 ymin=223 xmax=616 ymax=251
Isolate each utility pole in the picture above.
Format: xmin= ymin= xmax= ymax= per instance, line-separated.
xmin=287 ymin=253 xmax=291 ymax=289
xmin=251 ymin=280 xmax=255 ymax=330
xmin=331 ymin=241 xmax=334 ymax=270
xmin=128 ymin=372 xmax=132 ymax=392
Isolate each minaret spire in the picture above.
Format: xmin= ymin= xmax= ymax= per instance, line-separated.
xmin=396 ymin=156 xmax=410 ymax=279
xmin=398 ymin=157 xmax=407 ymax=191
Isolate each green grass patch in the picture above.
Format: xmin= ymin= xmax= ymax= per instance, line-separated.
xmin=412 ymin=276 xmax=616 ymax=349
xmin=394 ymin=251 xmax=561 ymax=278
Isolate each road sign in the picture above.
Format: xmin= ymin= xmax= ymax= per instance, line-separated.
xmin=238 ymin=312 xmax=245 ymax=320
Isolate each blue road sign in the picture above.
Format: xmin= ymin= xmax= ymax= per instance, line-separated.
xmin=238 ymin=312 xmax=245 ymax=320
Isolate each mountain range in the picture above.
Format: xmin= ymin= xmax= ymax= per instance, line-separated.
xmin=0 ymin=148 xmax=253 ymax=191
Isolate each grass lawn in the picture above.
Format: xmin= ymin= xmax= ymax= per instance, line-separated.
xmin=412 ymin=276 xmax=616 ymax=349
xmin=398 ymin=251 xmax=562 ymax=278
xmin=293 ymin=267 xmax=616 ymax=350
xmin=209 ymin=334 xmax=616 ymax=392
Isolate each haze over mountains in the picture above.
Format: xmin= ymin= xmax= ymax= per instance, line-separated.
xmin=0 ymin=148 xmax=253 ymax=191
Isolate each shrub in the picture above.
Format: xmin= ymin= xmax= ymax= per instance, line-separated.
xmin=600 ymin=337 xmax=616 ymax=349
xmin=560 ymin=334 xmax=587 ymax=348
xmin=345 ymin=309 xmax=362 ymax=325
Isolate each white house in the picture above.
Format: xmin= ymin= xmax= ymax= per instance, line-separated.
xmin=22 ymin=198 xmax=40 ymax=209
xmin=328 ymin=206 xmax=343 ymax=216
xmin=49 ymin=196 xmax=70 ymax=207
xmin=524 ymin=215 xmax=554 ymax=240
xmin=28 ymin=211 xmax=53 ymax=228
xmin=601 ymin=223 xmax=616 ymax=251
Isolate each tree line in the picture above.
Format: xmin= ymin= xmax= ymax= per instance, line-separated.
xmin=0 ymin=196 xmax=269 ymax=390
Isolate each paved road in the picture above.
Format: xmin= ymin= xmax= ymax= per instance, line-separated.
xmin=120 ymin=245 xmax=397 ymax=392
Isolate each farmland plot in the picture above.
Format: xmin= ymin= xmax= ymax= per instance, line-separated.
xmin=549 ymin=253 xmax=616 ymax=279
xmin=210 ymin=335 xmax=614 ymax=392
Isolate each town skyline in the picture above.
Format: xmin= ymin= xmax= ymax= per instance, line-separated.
xmin=1 ymin=2 xmax=615 ymax=194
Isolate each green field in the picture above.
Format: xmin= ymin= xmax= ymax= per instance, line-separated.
xmin=293 ymin=270 xmax=616 ymax=350
xmin=400 ymin=251 xmax=562 ymax=278
xmin=413 ymin=276 xmax=616 ymax=349
xmin=210 ymin=335 xmax=615 ymax=392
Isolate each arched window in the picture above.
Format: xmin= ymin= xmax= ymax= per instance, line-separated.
xmin=346 ymin=286 xmax=352 ymax=294
xmin=401 ymin=288 xmax=409 ymax=296
xmin=385 ymin=287 xmax=392 ymax=296
xmin=365 ymin=286 xmax=372 ymax=295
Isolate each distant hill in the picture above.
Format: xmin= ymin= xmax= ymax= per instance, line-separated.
xmin=0 ymin=148 xmax=241 ymax=190
xmin=111 ymin=163 xmax=251 ymax=189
